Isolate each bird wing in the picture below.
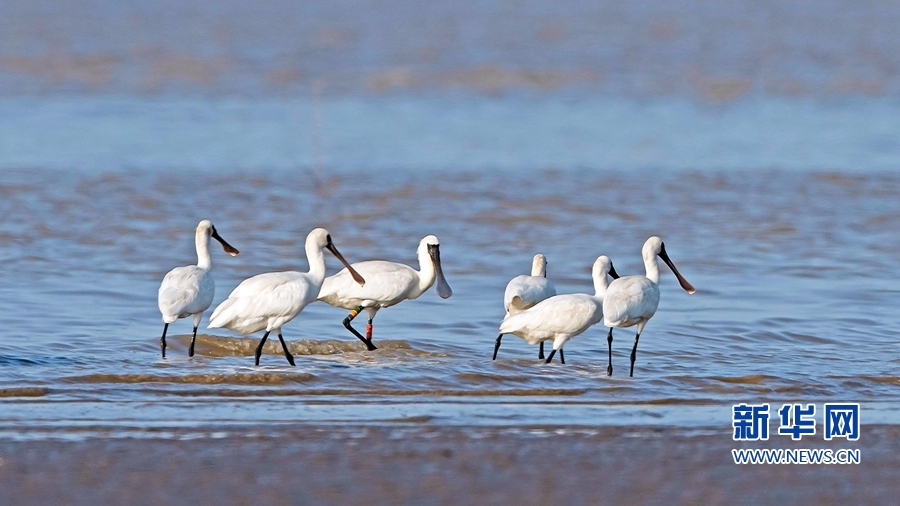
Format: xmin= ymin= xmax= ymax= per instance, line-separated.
xmin=318 ymin=260 xmax=418 ymax=307
xmin=158 ymin=266 xmax=212 ymax=319
xmin=500 ymin=294 xmax=601 ymax=341
xmin=504 ymin=276 xmax=557 ymax=313
xmin=603 ymin=276 xmax=658 ymax=326
xmin=209 ymin=272 xmax=311 ymax=333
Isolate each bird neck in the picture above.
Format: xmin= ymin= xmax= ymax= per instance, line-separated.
xmin=531 ymin=257 xmax=546 ymax=277
xmin=305 ymin=240 xmax=327 ymax=285
xmin=643 ymin=253 xmax=660 ymax=284
xmin=415 ymin=248 xmax=436 ymax=294
xmin=195 ymin=230 xmax=212 ymax=270
xmin=592 ymin=266 xmax=610 ymax=297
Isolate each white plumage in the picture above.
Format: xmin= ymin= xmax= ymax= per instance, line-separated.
xmin=157 ymin=220 xmax=239 ymax=358
xmin=208 ymin=228 xmax=364 ymax=366
xmin=503 ymin=254 xmax=557 ymax=316
xmin=317 ymin=235 xmax=452 ymax=349
xmin=602 ymin=236 xmax=695 ymax=377
xmin=499 ymin=254 xmax=557 ymax=359
xmin=493 ymin=255 xmax=618 ymax=364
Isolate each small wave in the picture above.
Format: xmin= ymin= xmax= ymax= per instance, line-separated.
xmin=173 ymin=335 xmax=412 ymax=357
xmin=0 ymin=355 xmax=82 ymax=367
xmin=0 ymin=387 xmax=49 ymax=397
xmin=709 ymin=375 xmax=776 ymax=385
xmin=856 ymin=375 xmax=900 ymax=385
xmin=455 ymin=372 xmax=536 ymax=384
xmin=123 ymin=387 xmax=587 ymax=397
xmin=62 ymin=372 xmax=316 ymax=385
xmin=641 ymin=397 xmax=723 ymax=406
xmin=348 ymin=388 xmax=588 ymax=397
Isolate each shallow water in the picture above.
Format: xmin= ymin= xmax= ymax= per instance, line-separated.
xmin=1 ymin=167 xmax=898 ymax=434
xmin=4 ymin=95 xmax=900 ymax=172
xmin=1 ymin=0 xmax=899 ymax=441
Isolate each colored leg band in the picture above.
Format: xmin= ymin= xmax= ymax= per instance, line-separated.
xmin=348 ymin=306 xmax=364 ymax=320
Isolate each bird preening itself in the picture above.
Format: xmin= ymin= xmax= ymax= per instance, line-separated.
xmin=157 ymin=220 xmax=239 ymax=358
xmin=494 ymin=255 xmax=619 ymax=364
xmin=603 ymin=236 xmax=695 ymax=377
xmin=497 ymin=254 xmax=557 ymax=359
xmin=317 ymin=235 xmax=453 ymax=350
xmin=503 ymin=254 xmax=556 ymax=317
xmin=208 ymin=228 xmax=365 ymax=366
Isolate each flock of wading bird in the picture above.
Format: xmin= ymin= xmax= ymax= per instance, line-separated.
xmin=157 ymin=221 xmax=695 ymax=377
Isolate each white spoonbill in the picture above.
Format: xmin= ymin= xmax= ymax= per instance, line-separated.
xmin=317 ymin=235 xmax=452 ymax=349
xmin=498 ymin=254 xmax=557 ymax=359
xmin=158 ymin=220 xmax=239 ymax=358
xmin=493 ymin=255 xmax=619 ymax=364
xmin=603 ymin=236 xmax=695 ymax=377
xmin=208 ymin=228 xmax=365 ymax=366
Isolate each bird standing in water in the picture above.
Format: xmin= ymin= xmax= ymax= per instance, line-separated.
xmin=494 ymin=255 xmax=619 ymax=364
xmin=497 ymin=253 xmax=557 ymax=359
xmin=158 ymin=220 xmax=239 ymax=358
xmin=318 ymin=235 xmax=452 ymax=350
xmin=603 ymin=236 xmax=695 ymax=377
xmin=208 ymin=228 xmax=364 ymax=366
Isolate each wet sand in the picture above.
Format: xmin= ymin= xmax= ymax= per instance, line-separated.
xmin=0 ymin=425 xmax=895 ymax=505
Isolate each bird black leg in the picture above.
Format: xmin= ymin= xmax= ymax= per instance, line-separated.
xmin=160 ymin=323 xmax=169 ymax=358
xmin=277 ymin=333 xmax=295 ymax=366
xmin=545 ymin=349 xmax=557 ymax=363
xmin=189 ymin=325 xmax=198 ymax=357
xmin=629 ymin=332 xmax=641 ymax=377
xmin=559 ymin=349 xmax=565 ymax=364
xmin=607 ymin=327 xmax=613 ymax=376
xmin=255 ymin=331 xmax=270 ymax=366
xmin=342 ymin=306 xmax=377 ymax=351
xmin=492 ymin=334 xmax=502 ymax=360
xmin=538 ymin=341 xmax=545 ymax=360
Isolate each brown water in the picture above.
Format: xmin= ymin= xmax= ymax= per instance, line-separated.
xmin=4 ymin=0 xmax=900 ymax=99
xmin=2 ymin=425 xmax=897 ymax=505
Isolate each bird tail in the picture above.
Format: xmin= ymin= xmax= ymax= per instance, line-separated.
xmin=158 ymin=288 xmax=184 ymax=324
xmin=207 ymin=298 xmax=268 ymax=334
xmin=207 ymin=298 xmax=234 ymax=329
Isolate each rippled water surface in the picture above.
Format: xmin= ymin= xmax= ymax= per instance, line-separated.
xmin=2 ymin=0 xmax=899 ymax=440
xmin=1 ymin=167 xmax=898 ymax=433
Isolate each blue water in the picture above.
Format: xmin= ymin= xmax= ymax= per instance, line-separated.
xmin=2 ymin=96 xmax=900 ymax=172
xmin=1 ymin=0 xmax=899 ymax=438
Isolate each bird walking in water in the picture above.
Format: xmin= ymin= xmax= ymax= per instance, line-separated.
xmin=208 ymin=228 xmax=365 ymax=366
xmin=603 ymin=236 xmax=695 ymax=377
xmin=317 ymin=235 xmax=452 ymax=350
xmin=497 ymin=254 xmax=557 ymax=360
xmin=494 ymin=255 xmax=619 ymax=364
xmin=158 ymin=220 xmax=239 ymax=358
